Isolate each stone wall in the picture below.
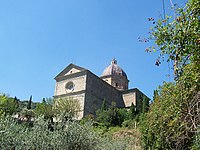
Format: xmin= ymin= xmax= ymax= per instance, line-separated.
xmin=122 ymin=88 xmax=150 ymax=112
xmin=84 ymin=71 xmax=125 ymax=116
xmin=54 ymin=71 xmax=88 ymax=119
xmin=122 ymin=91 xmax=136 ymax=108
xmin=101 ymin=76 xmax=112 ymax=85
xmin=54 ymin=73 xmax=87 ymax=96
xmin=54 ymin=67 xmax=150 ymax=119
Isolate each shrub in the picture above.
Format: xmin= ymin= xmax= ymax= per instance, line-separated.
xmin=0 ymin=115 xmax=134 ymax=150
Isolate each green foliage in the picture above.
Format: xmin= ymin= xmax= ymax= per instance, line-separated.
xmin=53 ymin=97 xmax=81 ymax=121
xmin=20 ymin=108 xmax=35 ymax=121
xmin=136 ymin=95 xmax=150 ymax=114
xmin=94 ymin=126 xmax=142 ymax=150
xmin=0 ymin=115 xmax=135 ymax=150
xmin=141 ymin=29 xmax=200 ymax=149
xmin=17 ymin=100 xmax=35 ymax=110
xmin=191 ymin=126 xmax=200 ymax=150
xmin=34 ymin=98 xmax=54 ymax=120
xmin=141 ymin=95 xmax=149 ymax=114
xmin=122 ymin=119 xmax=137 ymax=129
xmin=141 ymin=64 xmax=200 ymax=149
xmin=140 ymin=0 xmax=200 ymax=149
xmin=140 ymin=83 xmax=182 ymax=149
xmin=0 ymin=116 xmax=98 ymax=149
xmin=80 ymin=114 xmax=95 ymax=125
xmin=129 ymin=102 xmax=137 ymax=119
xmin=101 ymin=99 xmax=107 ymax=111
xmin=27 ymin=95 xmax=32 ymax=110
xmin=96 ymin=102 xmax=128 ymax=127
xmin=0 ymin=94 xmax=19 ymax=116
xmin=117 ymin=108 xmax=129 ymax=124
xmin=140 ymin=63 xmax=199 ymax=149
xmin=153 ymin=90 xmax=158 ymax=101
xmin=147 ymin=0 xmax=200 ymax=76
xmin=96 ymin=100 xmax=145 ymax=128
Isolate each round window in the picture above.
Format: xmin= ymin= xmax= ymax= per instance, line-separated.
xmin=65 ymin=81 xmax=74 ymax=92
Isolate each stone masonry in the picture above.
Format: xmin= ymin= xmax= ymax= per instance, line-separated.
xmin=54 ymin=60 xmax=149 ymax=119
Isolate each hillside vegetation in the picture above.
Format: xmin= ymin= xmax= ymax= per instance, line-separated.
xmin=0 ymin=0 xmax=199 ymax=149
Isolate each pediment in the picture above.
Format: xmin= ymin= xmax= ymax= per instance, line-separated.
xmin=55 ymin=64 xmax=87 ymax=79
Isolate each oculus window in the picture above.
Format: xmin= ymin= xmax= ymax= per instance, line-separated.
xmin=65 ymin=81 xmax=74 ymax=92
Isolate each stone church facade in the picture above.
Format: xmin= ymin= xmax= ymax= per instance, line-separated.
xmin=54 ymin=59 xmax=149 ymax=119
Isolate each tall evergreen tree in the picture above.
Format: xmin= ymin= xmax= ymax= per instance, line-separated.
xmin=101 ymin=99 xmax=107 ymax=111
xmin=27 ymin=95 xmax=32 ymax=110
xmin=142 ymin=95 xmax=149 ymax=113
xmin=153 ymin=90 xmax=158 ymax=101
xmin=129 ymin=102 xmax=136 ymax=119
xmin=42 ymin=98 xmax=46 ymax=103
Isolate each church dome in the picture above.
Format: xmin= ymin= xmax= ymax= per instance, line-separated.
xmin=102 ymin=59 xmax=127 ymax=78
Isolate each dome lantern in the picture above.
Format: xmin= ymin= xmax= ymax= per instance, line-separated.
xmin=111 ymin=58 xmax=117 ymax=64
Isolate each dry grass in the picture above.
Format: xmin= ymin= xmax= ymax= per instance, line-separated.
xmin=112 ymin=128 xmax=142 ymax=150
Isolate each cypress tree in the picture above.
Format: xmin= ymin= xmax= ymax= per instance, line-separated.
xmin=101 ymin=99 xmax=107 ymax=111
xmin=129 ymin=102 xmax=136 ymax=119
xmin=27 ymin=95 xmax=32 ymax=110
xmin=142 ymin=95 xmax=149 ymax=113
xmin=42 ymin=98 xmax=46 ymax=103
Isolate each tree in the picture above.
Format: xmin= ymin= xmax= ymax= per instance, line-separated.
xmin=101 ymin=99 xmax=107 ymax=111
xmin=141 ymin=95 xmax=149 ymax=114
xmin=96 ymin=102 xmax=128 ymax=127
xmin=140 ymin=83 xmax=183 ymax=149
xmin=191 ymin=126 xmax=200 ymax=150
xmin=0 ymin=94 xmax=19 ymax=116
xmin=34 ymin=98 xmax=54 ymax=121
xmin=147 ymin=0 xmax=199 ymax=77
xmin=129 ymin=102 xmax=137 ymax=119
xmin=0 ymin=115 xmax=130 ymax=149
xmin=140 ymin=0 xmax=200 ymax=149
xmin=53 ymin=97 xmax=81 ymax=121
xmin=153 ymin=90 xmax=158 ymax=101
xmin=27 ymin=95 xmax=32 ymax=110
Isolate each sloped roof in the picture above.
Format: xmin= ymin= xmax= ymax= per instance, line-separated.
xmin=54 ymin=63 xmax=87 ymax=80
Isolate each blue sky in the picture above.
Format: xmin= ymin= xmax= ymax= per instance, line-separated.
xmin=0 ymin=0 xmax=186 ymax=102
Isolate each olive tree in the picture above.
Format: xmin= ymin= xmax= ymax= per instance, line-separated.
xmin=53 ymin=97 xmax=81 ymax=121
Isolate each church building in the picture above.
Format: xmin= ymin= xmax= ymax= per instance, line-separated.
xmin=54 ymin=59 xmax=149 ymax=119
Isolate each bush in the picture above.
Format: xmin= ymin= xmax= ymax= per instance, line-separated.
xmin=0 ymin=115 xmax=134 ymax=150
xmin=122 ymin=119 xmax=137 ymax=129
xmin=191 ymin=126 xmax=200 ymax=150
xmin=0 ymin=116 xmax=99 ymax=149
xmin=96 ymin=103 xmax=129 ymax=128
